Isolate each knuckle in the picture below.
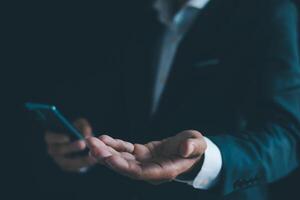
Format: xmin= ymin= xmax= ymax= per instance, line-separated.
xmin=116 ymin=139 xmax=125 ymax=148
xmin=99 ymin=135 xmax=110 ymax=142
xmin=115 ymin=139 xmax=122 ymax=143
xmin=75 ymin=141 xmax=86 ymax=150
xmin=115 ymin=139 xmax=123 ymax=145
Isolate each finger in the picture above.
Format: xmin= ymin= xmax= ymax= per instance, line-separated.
xmin=48 ymin=140 xmax=86 ymax=156
xmin=107 ymin=146 xmax=120 ymax=155
xmin=73 ymin=118 xmax=93 ymax=137
xmin=120 ymin=152 xmax=136 ymax=161
xmin=45 ymin=132 xmax=70 ymax=144
xmin=85 ymin=137 xmax=113 ymax=160
xmin=99 ymin=135 xmax=134 ymax=153
xmin=179 ymin=138 xmax=207 ymax=158
xmin=105 ymin=146 xmax=135 ymax=160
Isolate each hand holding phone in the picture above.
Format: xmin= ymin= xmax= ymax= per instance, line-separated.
xmin=25 ymin=102 xmax=96 ymax=172
xmin=45 ymin=118 xmax=96 ymax=172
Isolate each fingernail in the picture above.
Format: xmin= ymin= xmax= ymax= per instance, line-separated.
xmin=186 ymin=143 xmax=194 ymax=157
xmin=78 ymin=141 xmax=86 ymax=149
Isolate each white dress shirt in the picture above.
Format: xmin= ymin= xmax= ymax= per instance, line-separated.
xmin=152 ymin=0 xmax=222 ymax=190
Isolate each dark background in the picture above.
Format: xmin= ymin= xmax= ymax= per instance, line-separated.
xmin=3 ymin=1 xmax=137 ymax=198
xmin=2 ymin=1 xmax=300 ymax=199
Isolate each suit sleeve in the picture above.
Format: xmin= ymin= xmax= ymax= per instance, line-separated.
xmin=209 ymin=0 xmax=300 ymax=196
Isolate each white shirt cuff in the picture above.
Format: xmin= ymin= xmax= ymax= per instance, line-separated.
xmin=175 ymin=137 xmax=222 ymax=189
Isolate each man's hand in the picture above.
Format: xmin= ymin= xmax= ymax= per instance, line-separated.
xmin=45 ymin=118 xmax=96 ymax=173
xmin=86 ymin=130 xmax=207 ymax=184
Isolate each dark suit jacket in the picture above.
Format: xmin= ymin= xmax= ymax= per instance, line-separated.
xmin=38 ymin=0 xmax=300 ymax=199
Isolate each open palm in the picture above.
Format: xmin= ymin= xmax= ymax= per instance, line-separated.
xmin=86 ymin=130 xmax=207 ymax=184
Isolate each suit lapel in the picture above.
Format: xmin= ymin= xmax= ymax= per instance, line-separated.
xmin=122 ymin=0 xmax=236 ymax=132
xmin=151 ymin=0 xmax=233 ymax=122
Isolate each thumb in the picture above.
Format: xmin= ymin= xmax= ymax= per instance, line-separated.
xmin=179 ymin=137 xmax=207 ymax=158
xmin=73 ymin=118 xmax=93 ymax=138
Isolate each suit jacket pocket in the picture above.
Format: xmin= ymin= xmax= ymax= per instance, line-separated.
xmin=193 ymin=58 xmax=220 ymax=69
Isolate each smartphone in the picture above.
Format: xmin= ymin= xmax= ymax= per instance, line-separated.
xmin=25 ymin=102 xmax=84 ymax=140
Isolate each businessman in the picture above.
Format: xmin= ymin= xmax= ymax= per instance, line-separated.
xmin=45 ymin=0 xmax=300 ymax=199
